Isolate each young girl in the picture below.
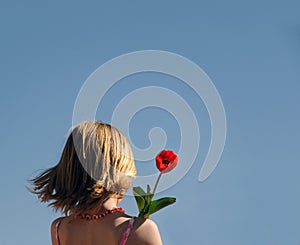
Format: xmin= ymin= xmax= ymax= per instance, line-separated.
xmin=30 ymin=121 xmax=163 ymax=245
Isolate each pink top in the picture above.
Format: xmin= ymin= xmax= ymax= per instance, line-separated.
xmin=55 ymin=217 xmax=135 ymax=245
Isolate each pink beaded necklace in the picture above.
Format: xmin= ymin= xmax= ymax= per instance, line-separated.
xmin=77 ymin=207 xmax=125 ymax=221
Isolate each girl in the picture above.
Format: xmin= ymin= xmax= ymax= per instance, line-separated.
xmin=30 ymin=121 xmax=163 ymax=245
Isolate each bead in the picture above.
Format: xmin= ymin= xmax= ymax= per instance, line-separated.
xmin=77 ymin=207 xmax=125 ymax=221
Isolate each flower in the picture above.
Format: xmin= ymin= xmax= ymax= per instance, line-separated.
xmin=155 ymin=150 xmax=178 ymax=173
xmin=133 ymin=149 xmax=178 ymax=218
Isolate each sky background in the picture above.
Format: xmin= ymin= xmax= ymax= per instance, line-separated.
xmin=1 ymin=0 xmax=300 ymax=244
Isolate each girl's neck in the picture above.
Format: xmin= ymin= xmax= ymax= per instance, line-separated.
xmin=85 ymin=197 xmax=121 ymax=215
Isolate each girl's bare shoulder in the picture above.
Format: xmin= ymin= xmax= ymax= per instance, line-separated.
xmin=129 ymin=217 xmax=163 ymax=245
xmin=51 ymin=217 xmax=65 ymax=229
xmin=50 ymin=217 xmax=64 ymax=245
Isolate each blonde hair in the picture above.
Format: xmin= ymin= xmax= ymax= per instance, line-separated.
xmin=30 ymin=121 xmax=136 ymax=215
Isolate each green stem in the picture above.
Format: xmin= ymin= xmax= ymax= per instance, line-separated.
xmin=152 ymin=172 xmax=162 ymax=195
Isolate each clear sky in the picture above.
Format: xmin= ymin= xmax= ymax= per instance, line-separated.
xmin=1 ymin=1 xmax=300 ymax=244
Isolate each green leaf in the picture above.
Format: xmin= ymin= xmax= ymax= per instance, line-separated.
xmin=142 ymin=213 xmax=150 ymax=219
xmin=133 ymin=186 xmax=147 ymax=197
xmin=147 ymin=193 xmax=154 ymax=204
xmin=148 ymin=197 xmax=176 ymax=215
xmin=145 ymin=184 xmax=153 ymax=203
xmin=133 ymin=193 xmax=145 ymax=213
xmin=133 ymin=187 xmax=146 ymax=212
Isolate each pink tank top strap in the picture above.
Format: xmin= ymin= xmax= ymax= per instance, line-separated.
xmin=119 ymin=217 xmax=135 ymax=245
xmin=55 ymin=217 xmax=65 ymax=245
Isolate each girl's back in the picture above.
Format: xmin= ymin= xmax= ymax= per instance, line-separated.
xmin=51 ymin=213 xmax=162 ymax=245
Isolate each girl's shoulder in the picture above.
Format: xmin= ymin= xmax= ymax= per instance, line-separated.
xmin=128 ymin=217 xmax=162 ymax=245
xmin=133 ymin=217 xmax=159 ymax=230
xmin=51 ymin=216 xmax=66 ymax=229
xmin=50 ymin=216 xmax=66 ymax=244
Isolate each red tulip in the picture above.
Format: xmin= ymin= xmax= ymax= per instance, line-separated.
xmin=133 ymin=149 xmax=178 ymax=218
xmin=155 ymin=150 xmax=178 ymax=173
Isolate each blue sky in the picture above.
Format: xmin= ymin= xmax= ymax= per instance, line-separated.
xmin=1 ymin=1 xmax=300 ymax=244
